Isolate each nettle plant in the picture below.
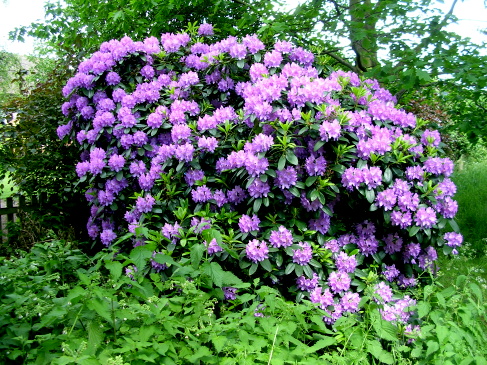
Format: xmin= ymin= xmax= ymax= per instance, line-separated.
xmin=58 ymin=23 xmax=462 ymax=329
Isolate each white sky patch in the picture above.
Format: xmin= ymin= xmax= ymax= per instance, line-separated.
xmin=0 ymin=0 xmax=486 ymax=55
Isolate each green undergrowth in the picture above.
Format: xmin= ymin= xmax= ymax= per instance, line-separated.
xmin=1 ymin=239 xmax=486 ymax=364
xmin=451 ymin=159 xmax=487 ymax=256
xmin=0 ymin=171 xmax=18 ymax=199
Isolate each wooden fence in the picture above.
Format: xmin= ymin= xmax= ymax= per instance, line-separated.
xmin=0 ymin=194 xmax=44 ymax=241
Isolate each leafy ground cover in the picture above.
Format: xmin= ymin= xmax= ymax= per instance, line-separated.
xmin=0 ymin=238 xmax=486 ymax=364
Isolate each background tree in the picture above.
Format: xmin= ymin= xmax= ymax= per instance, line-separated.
xmin=259 ymin=0 xmax=487 ymax=141
xmin=11 ymin=0 xmax=274 ymax=58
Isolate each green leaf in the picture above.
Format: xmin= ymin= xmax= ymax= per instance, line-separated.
xmin=367 ymin=340 xmax=394 ymax=364
xmin=436 ymin=325 xmax=448 ymax=344
xmin=237 ymin=59 xmax=245 ymax=68
xmin=203 ymin=261 xmax=225 ymax=287
xmin=278 ymin=154 xmax=286 ymax=170
xmin=260 ymin=259 xmax=272 ymax=272
xmin=383 ymin=168 xmax=392 ymax=183
xmin=202 ymin=228 xmax=223 ymax=246
xmin=426 ymin=340 xmax=439 ymax=357
xmin=305 ymin=337 xmax=336 ymax=353
xmin=212 ymin=336 xmax=227 ymax=353
xmin=285 ymin=263 xmax=295 ymax=275
xmin=365 ymin=189 xmax=375 ymax=203
xmin=449 ymin=219 xmax=460 ymax=232
xmin=408 ymin=225 xmax=420 ymax=237
xmin=371 ymin=311 xmax=398 ymax=342
xmin=416 ymin=69 xmax=431 ymax=82
xmin=286 ymin=150 xmax=299 ymax=165
xmin=105 ymin=260 xmax=123 ymax=281
xmin=253 ymin=198 xmax=262 ymax=213
xmin=190 ymin=243 xmax=205 ymax=269
xmin=130 ymin=242 xmax=156 ymax=271
xmin=289 ymin=186 xmax=300 ymax=198
xmin=305 ymin=176 xmax=318 ymax=187
xmin=417 ymin=301 xmax=431 ymax=318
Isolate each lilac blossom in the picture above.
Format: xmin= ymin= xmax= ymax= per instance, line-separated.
xmin=238 ymin=214 xmax=260 ymax=233
xmin=292 ymin=242 xmax=313 ymax=265
xmin=414 ymin=207 xmax=437 ymax=228
xmin=206 ymin=238 xmax=223 ymax=255
xmin=245 ymin=239 xmax=269 ymax=263
xmin=335 ymin=252 xmax=357 ymax=273
xmin=268 ymin=226 xmax=293 ymax=248
xmin=444 ymin=232 xmax=463 ymax=247
xmin=275 ymin=166 xmax=298 ymax=189
xmin=328 ymin=271 xmax=351 ymax=293
xmin=296 ymin=273 xmax=319 ymax=291
xmin=223 ymin=287 xmax=237 ymax=300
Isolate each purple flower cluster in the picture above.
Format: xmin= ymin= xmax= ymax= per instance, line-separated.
xmin=292 ymin=242 xmax=313 ymax=265
xmin=245 ymin=239 xmax=269 ymax=263
xmin=61 ymin=25 xmax=462 ymax=333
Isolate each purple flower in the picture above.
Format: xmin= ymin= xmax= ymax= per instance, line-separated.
xmin=108 ymin=154 xmax=125 ymax=172
xmin=223 ymin=287 xmax=237 ymax=300
xmin=227 ymin=186 xmax=247 ymax=204
xmin=296 ymin=273 xmax=319 ymax=291
xmin=151 ymin=252 xmax=168 ymax=272
xmin=406 ymin=165 xmax=424 ymax=181
xmin=192 ymin=185 xmax=213 ymax=203
xmin=275 ymin=166 xmax=298 ymax=189
xmin=248 ymin=179 xmax=270 ymax=198
xmin=328 ymin=271 xmax=351 ymax=293
xmin=135 ymin=194 xmax=156 ymax=213
xmin=374 ymin=282 xmax=393 ymax=303
xmin=106 ymin=71 xmax=121 ymax=86
xmin=100 ymin=229 xmax=117 ymax=246
xmin=308 ymin=213 xmax=331 ymax=235
xmin=246 ymin=239 xmax=269 ymax=263
xmin=206 ymin=238 xmax=223 ymax=255
xmin=293 ymin=242 xmax=313 ymax=265
xmin=238 ymin=214 xmax=260 ymax=233
xmin=340 ymin=292 xmax=360 ymax=313
xmin=383 ymin=264 xmax=400 ymax=281
xmin=198 ymin=23 xmax=214 ymax=36
xmin=335 ymin=252 xmax=357 ymax=273
xmin=310 ymin=286 xmax=334 ymax=308
xmin=175 ymin=143 xmax=194 ymax=162
xmin=269 ymin=226 xmax=293 ymax=248
xmin=198 ymin=136 xmax=218 ymax=152
xmin=383 ymin=233 xmax=403 ymax=254
xmin=305 ymin=155 xmax=327 ymax=176
xmin=421 ymin=129 xmax=441 ymax=147
xmin=444 ymin=232 xmax=463 ymax=247
xmin=414 ymin=207 xmax=437 ymax=228
xmin=263 ymin=50 xmax=283 ymax=67
xmin=375 ymin=188 xmax=396 ymax=210
xmin=184 ymin=169 xmax=205 ymax=186
xmin=391 ymin=210 xmax=412 ymax=229
xmin=319 ymin=120 xmax=341 ymax=141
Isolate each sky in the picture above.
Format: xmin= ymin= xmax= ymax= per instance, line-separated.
xmin=0 ymin=0 xmax=486 ymax=55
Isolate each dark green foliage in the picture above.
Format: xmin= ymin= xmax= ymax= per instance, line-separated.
xmin=0 ymin=65 xmax=89 ymax=242
xmin=1 ymin=238 xmax=486 ymax=364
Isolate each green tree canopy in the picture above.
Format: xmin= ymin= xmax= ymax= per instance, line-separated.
xmin=11 ymin=0 xmax=274 ymax=58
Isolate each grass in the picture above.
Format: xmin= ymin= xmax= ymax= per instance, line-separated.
xmin=0 ymin=171 xmax=18 ymax=199
xmin=451 ymin=160 xmax=487 ymax=255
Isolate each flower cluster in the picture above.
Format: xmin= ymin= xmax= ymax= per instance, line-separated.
xmin=60 ymin=25 xmax=462 ymax=330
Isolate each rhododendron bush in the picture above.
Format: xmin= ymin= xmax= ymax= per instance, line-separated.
xmin=58 ymin=23 xmax=462 ymax=328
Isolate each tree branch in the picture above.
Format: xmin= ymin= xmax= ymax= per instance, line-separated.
xmin=393 ymin=0 xmax=459 ymax=71
xmin=323 ymin=50 xmax=361 ymax=73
